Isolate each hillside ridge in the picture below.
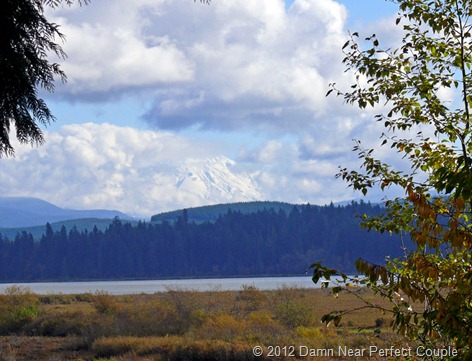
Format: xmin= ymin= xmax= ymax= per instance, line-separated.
xmin=0 ymin=197 xmax=132 ymax=228
xmin=151 ymin=201 xmax=298 ymax=223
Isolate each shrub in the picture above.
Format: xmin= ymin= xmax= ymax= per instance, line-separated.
xmin=189 ymin=309 xmax=209 ymax=329
xmin=195 ymin=313 xmax=246 ymax=341
xmin=162 ymin=288 xmax=199 ymax=333
xmin=114 ymin=298 xmax=180 ymax=337
xmin=93 ymin=336 xmax=145 ymax=358
xmin=0 ymin=286 xmax=40 ymax=334
xmin=296 ymin=326 xmax=324 ymax=339
xmin=92 ymin=336 xmax=183 ymax=358
xmin=245 ymin=311 xmax=284 ymax=343
xmin=26 ymin=311 xmax=90 ymax=337
xmin=92 ymin=291 xmax=119 ymax=314
xmin=234 ymin=284 xmax=267 ymax=316
xmin=274 ymin=301 xmax=313 ymax=329
xmin=168 ymin=339 xmax=256 ymax=361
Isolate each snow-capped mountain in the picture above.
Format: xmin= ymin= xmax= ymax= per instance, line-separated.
xmin=174 ymin=156 xmax=263 ymax=204
xmin=1 ymin=157 xmax=264 ymax=222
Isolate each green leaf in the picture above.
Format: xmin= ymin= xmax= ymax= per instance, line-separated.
xmin=322 ymin=0 xmax=472 ymax=352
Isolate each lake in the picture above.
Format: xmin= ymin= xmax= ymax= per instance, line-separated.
xmin=0 ymin=275 xmax=334 ymax=295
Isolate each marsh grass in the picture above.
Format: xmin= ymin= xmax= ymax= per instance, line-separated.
xmin=92 ymin=336 xmax=257 ymax=360
xmin=0 ymin=285 xmax=413 ymax=360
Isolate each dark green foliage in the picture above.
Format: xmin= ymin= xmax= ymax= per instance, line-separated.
xmin=150 ymin=201 xmax=295 ymax=223
xmin=0 ymin=0 xmax=89 ymax=156
xmin=0 ymin=202 xmax=406 ymax=281
xmin=0 ymin=218 xmax=137 ymax=240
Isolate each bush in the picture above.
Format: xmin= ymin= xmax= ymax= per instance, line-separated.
xmin=114 ymin=298 xmax=180 ymax=337
xmin=168 ymin=339 xmax=256 ymax=361
xmin=93 ymin=336 xmax=149 ymax=358
xmin=245 ymin=311 xmax=284 ymax=343
xmin=92 ymin=291 xmax=119 ymax=314
xmin=195 ymin=313 xmax=246 ymax=341
xmin=234 ymin=284 xmax=267 ymax=316
xmin=27 ymin=311 xmax=90 ymax=337
xmin=162 ymin=288 xmax=199 ymax=333
xmin=274 ymin=301 xmax=313 ymax=329
xmin=296 ymin=326 xmax=324 ymax=339
xmin=0 ymin=286 xmax=40 ymax=334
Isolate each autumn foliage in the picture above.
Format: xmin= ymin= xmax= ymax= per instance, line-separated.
xmin=318 ymin=0 xmax=472 ymax=359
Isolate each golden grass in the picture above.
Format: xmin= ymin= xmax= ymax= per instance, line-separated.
xmin=0 ymin=286 xmax=416 ymax=360
xmin=92 ymin=335 xmax=257 ymax=360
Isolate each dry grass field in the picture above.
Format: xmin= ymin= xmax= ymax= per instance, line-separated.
xmin=0 ymin=285 xmax=419 ymax=360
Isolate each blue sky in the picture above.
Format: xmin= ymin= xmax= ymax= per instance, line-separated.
xmin=2 ymin=0 xmax=403 ymax=217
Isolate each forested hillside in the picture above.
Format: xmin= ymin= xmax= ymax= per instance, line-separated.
xmin=0 ymin=202 xmax=407 ymax=281
xmin=150 ymin=201 xmax=295 ymax=223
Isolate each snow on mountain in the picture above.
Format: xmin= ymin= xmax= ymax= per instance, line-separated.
xmin=0 ymin=157 xmax=263 ymax=222
xmin=174 ymin=156 xmax=263 ymax=204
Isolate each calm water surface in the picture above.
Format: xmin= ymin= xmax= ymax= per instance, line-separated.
xmin=0 ymin=276 xmax=333 ymax=295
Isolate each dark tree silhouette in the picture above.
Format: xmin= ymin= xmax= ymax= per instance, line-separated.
xmin=0 ymin=202 xmax=405 ymax=281
xmin=0 ymin=0 xmax=91 ymax=156
xmin=0 ymin=0 xmax=210 ymax=157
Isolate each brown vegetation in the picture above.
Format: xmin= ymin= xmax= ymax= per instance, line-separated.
xmin=0 ymin=285 xmax=416 ymax=360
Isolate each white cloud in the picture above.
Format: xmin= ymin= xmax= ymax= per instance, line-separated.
xmin=237 ymin=136 xmax=370 ymax=206
xmin=17 ymin=1 xmax=418 ymax=214
xmin=240 ymin=140 xmax=288 ymax=164
xmin=49 ymin=0 xmax=194 ymax=94
xmin=4 ymin=124 xmax=227 ymax=217
xmin=2 ymin=123 xmax=383 ymax=218
xmin=47 ymin=0 xmax=354 ymax=133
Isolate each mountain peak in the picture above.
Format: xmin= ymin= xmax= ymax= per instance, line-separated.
xmin=175 ymin=157 xmax=263 ymax=203
xmin=207 ymin=156 xmax=235 ymax=167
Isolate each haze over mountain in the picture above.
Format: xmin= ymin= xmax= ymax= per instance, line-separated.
xmin=0 ymin=155 xmax=264 ymax=226
xmin=0 ymin=197 xmax=132 ymax=228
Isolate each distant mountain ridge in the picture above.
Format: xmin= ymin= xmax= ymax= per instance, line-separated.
xmin=0 ymin=197 xmax=132 ymax=228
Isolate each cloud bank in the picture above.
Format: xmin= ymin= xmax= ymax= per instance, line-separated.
xmin=2 ymin=124 xmax=369 ymax=217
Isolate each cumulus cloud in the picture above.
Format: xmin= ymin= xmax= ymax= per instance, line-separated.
xmin=237 ymin=135 xmax=369 ymax=206
xmin=48 ymin=0 xmax=194 ymax=96
xmin=1 ymin=124 xmax=383 ymax=218
xmin=45 ymin=0 xmax=411 ymax=140
xmin=3 ymin=124 xmax=226 ymax=217
xmin=141 ymin=0 xmax=350 ymax=132
xmin=46 ymin=0 xmax=353 ymax=132
xmin=16 ymin=1 xmax=417 ymax=214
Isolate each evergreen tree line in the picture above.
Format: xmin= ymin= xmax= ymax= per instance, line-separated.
xmin=0 ymin=202 xmax=407 ymax=281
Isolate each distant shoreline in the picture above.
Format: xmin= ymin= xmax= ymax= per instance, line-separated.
xmin=0 ymin=275 xmax=342 ymax=295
